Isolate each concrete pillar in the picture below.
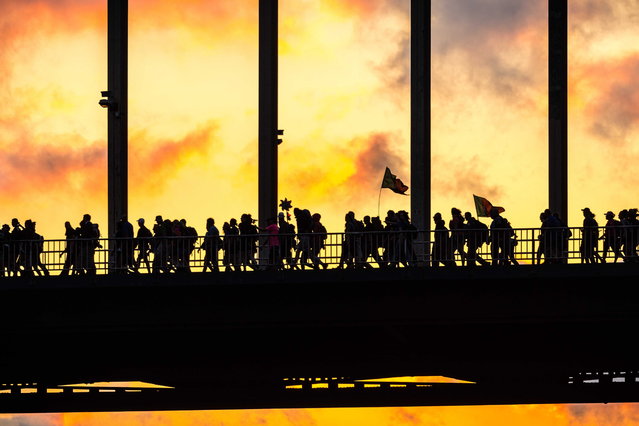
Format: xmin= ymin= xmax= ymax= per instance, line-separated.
xmin=259 ymin=0 xmax=278 ymax=230
xmin=107 ymin=0 xmax=128 ymax=240
xmin=411 ymin=0 xmax=431 ymax=258
xmin=549 ymin=0 xmax=568 ymax=223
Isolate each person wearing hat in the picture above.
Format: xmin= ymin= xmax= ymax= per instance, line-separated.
xmin=580 ymin=208 xmax=603 ymax=264
xmin=602 ymin=211 xmax=622 ymax=263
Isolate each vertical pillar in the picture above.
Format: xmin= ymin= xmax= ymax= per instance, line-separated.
xmin=259 ymin=0 xmax=278 ymax=231
xmin=549 ymin=0 xmax=568 ymax=223
xmin=107 ymin=0 xmax=128 ymax=240
xmin=411 ymin=0 xmax=431 ymax=255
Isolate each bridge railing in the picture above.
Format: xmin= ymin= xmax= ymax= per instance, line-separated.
xmin=0 ymin=225 xmax=637 ymax=276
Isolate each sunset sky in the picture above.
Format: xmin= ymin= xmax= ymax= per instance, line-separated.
xmin=1 ymin=0 xmax=639 ymax=423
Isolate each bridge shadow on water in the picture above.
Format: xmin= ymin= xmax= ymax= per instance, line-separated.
xmin=1 ymin=264 xmax=639 ymax=412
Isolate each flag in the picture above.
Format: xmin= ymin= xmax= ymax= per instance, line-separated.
xmin=381 ymin=167 xmax=408 ymax=195
xmin=473 ymin=194 xmax=505 ymax=217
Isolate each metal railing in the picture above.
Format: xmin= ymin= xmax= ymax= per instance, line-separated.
xmin=0 ymin=226 xmax=637 ymax=277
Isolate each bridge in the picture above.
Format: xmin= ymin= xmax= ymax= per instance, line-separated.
xmin=1 ymin=254 xmax=639 ymax=413
xmin=3 ymin=0 xmax=630 ymax=414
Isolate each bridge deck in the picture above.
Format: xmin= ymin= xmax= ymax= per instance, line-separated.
xmin=1 ymin=264 xmax=638 ymax=412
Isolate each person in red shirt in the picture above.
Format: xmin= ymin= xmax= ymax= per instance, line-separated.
xmin=264 ymin=217 xmax=281 ymax=270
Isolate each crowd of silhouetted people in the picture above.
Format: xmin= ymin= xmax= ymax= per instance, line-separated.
xmin=1 ymin=206 xmax=638 ymax=277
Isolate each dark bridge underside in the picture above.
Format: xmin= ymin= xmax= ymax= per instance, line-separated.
xmin=1 ymin=265 xmax=639 ymax=413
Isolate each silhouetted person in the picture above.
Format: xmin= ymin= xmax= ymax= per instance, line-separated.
xmin=9 ymin=218 xmax=24 ymax=275
xmin=0 ymin=224 xmax=10 ymax=277
xmin=226 ymin=218 xmax=241 ymax=271
xmin=133 ymin=218 xmax=153 ymax=273
xmin=339 ymin=211 xmax=368 ymax=269
xmin=363 ymin=215 xmax=383 ymax=268
xmin=371 ymin=216 xmax=387 ymax=267
xmin=262 ymin=217 xmax=281 ymax=270
xmin=396 ymin=210 xmax=416 ymax=267
xmin=449 ymin=208 xmax=467 ymax=265
xmin=601 ymin=211 xmax=623 ymax=263
xmin=311 ymin=213 xmax=328 ymax=269
xmin=180 ymin=219 xmax=198 ymax=273
xmin=239 ymin=214 xmax=258 ymax=271
xmin=201 ymin=218 xmax=220 ymax=272
xmin=20 ymin=219 xmax=36 ymax=276
xmin=464 ymin=212 xmax=489 ymax=266
xmin=115 ymin=215 xmax=134 ymax=273
xmin=278 ymin=213 xmax=296 ymax=269
xmin=382 ymin=210 xmax=398 ymax=266
xmin=489 ymin=209 xmax=517 ymax=265
xmin=59 ymin=221 xmax=78 ymax=276
xmin=79 ymin=214 xmax=99 ymax=275
xmin=293 ymin=208 xmax=320 ymax=270
xmin=580 ymin=208 xmax=602 ymax=264
xmin=432 ymin=213 xmax=454 ymax=267
xmin=624 ymin=208 xmax=639 ymax=262
xmin=26 ymin=220 xmax=48 ymax=276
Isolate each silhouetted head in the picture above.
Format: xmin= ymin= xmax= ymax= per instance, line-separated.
xmin=433 ymin=212 xmax=442 ymax=221
xmin=629 ymin=209 xmax=638 ymax=218
xmin=230 ymin=218 xmax=237 ymax=226
xmin=464 ymin=212 xmax=472 ymax=221
xmin=138 ymin=218 xmax=145 ymax=225
xmin=312 ymin=213 xmax=321 ymax=221
xmin=490 ymin=209 xmax=500 ymax=219
xmin=83 ymin=214 xmax=91 ymax=222
xmin=11 ymin=218 xmax=19 ymax=227
xmin=363 ymin=215 xmax=371 ymax=224
xmin=451 ymin=207 xmax=461 ymax=216
xmin=206 ymin=218 xmax=214 ymax=228
xmin=2 ymin=224 xmax=10 ymax=233
xmin=155 ymin=215 xmax=163 ymax=224
xmin=581 ymin=207 xmax=593 ymax=217
xmin=605 ymin=211 xmax=615 ymax=220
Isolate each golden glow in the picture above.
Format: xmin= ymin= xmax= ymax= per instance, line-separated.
xmin=1 ymin=0 xmax=639 ymax=424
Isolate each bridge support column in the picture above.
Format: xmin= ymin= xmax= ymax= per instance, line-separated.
xmin=411 ymin=0 xmax=431 ymax=262
xmin=107 ymin=0 xmax=128 ymax=270
xmin=259 ymin=0 xmax=278 ymax=232
xmin=549 ymin=0 xmax=568 ymax=224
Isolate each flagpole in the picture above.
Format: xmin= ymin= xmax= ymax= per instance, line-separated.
xmin=378 ymin=187 xmax=383 ymax=218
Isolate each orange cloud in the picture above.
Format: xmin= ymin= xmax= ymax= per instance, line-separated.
xmin=575 ymin=54 xmax=639 ymax=144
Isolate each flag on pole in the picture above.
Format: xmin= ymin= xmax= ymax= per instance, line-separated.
xmin=381 ymin=167 xmax=408 ymax=195
xmin=473 ymin=194 xmax=505 ymax=217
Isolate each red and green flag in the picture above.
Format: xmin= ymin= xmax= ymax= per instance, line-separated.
xmin=473 ymin=194 xmax=505 ymax=217
xmin=381 ymin=167 xmax=408 ymax=195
